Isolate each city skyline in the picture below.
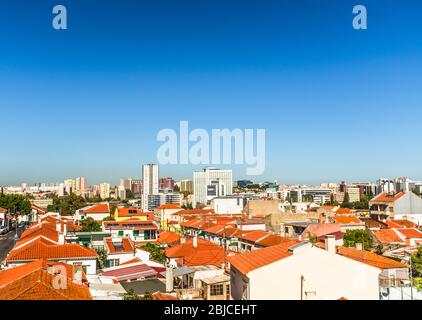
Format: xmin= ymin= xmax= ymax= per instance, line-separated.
xmin=1 ymin=0 xmax=422 ymax=184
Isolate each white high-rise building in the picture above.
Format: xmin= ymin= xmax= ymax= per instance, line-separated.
xmin=142 ymin=164 xmax=159 ymax=211
xmin=100 ymin=182 xmax=110 ymax=200
xmin=193 ymin=168 xmax=233 ymax=207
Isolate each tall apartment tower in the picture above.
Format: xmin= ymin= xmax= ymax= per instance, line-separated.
xmin=142 ymin=164 xmax=159 ymax=211
xmin=193 ymin=168 xmax=233 ymax=207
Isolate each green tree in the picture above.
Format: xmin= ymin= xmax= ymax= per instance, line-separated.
xmin=141 ymin=243 xmax=166 ymax=264
xmin=343 ymin=229 xmax=373 ymax=250
xmin=140 ymin=290 xmax=154 ymax=300
xmin=80 ymin=217 xmax=101 ymax=232
xmin=123 ymin=288 xmax=140 ymax=300
xmin=0 ymin=194 xmax=32 ymax=215
xmin=46 ymin=194 xmax=87 ymax=216
xmin=95 ymin=247 xmax=108 ymax=269
xmin=411 ymin=247 xmax=422 ymax=277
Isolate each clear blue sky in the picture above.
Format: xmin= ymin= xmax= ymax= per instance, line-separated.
xmin=0 ymin=0 xmax=421 ymax=185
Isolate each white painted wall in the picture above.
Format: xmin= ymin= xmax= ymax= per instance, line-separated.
xmin=212 ymin=198 xmax=243 ymax=214
xmin=394 ymin=193 xmax=422 ymax=225
xmin=231 ymin=247 xmax=381 ymax=300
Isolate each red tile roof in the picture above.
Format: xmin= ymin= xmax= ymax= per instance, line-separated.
xmin=0 ymin=259 xmax=91 ymax=300
xmin=228 ymin=240 xmax=300 ymax=275
xmin=371 ymin=192 xmax=406 ymax=203
xmin=114 ymin=208 xmax=152 ymax=218
xmin=165 ymin=238 xmax=225 ymax=267
xmin=335 ymin=208 xmax=352 ymax=215
xmin=337 ymin=247 xmax=407 ymax=269
xmin=156 ymin=231 xmax=181 ymax=246
xmin=238 ymin=230 xmax=270 ymax=243
xmin=104 ymin=237 xmax=135 ymax=254
xmin=82 ymin=203 xmax=110 ymax=214
xmin=334 ymin=216 xmax=362 ymax=224
xmin=0 ymin=207 xmax=7 ymax=213
xmin=302 ymin=223 xmax=341 ymax=239
xmin=372 ymin=229 xmax=404 ymax=244
xmin=387 ymin=220 xmax=418 ymax=229
xmin=7 ymin=240 xmax=98 ymax=262
xmin=396 ymin=228 xmax=422 ymax=239
xmin=255 ymin=235 xmax=294 ymax=247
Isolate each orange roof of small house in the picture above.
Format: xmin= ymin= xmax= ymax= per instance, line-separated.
xmin=255 ymin=235 xmax=294 ymax=247
xmin=156 ymin=230 xmax=181 ymax=246
xmin=7 ymin=240 xmax=98 ymax=262
xmin=371 ymin=192 xmax=406 ymax=203
xmin=336 ymin=247 xmax=407 ymax=269
xmin=372 ymin=229 xmax=404 ymax=244
xmin=238 ymin=230 xmax=270 ymax=243
xmin=302 ymin=223 xmax=341 ymax=238
xmin=82 ymin=203 xmax=110 ymax=214
xmin=104 ymin=237 xmax=135 ymax=254
xmin=396 ymin=228 xmax=422 ymax=239
xmin=203 ymin=224 xmax=226 ymax=235
xmin=228 ymin=240 xmax=300 ymax=275
xmin=165 ymin=238 xmax=225 ymax=267
xmin=0 ymin=259 xmax=91 ymax=300
xmin=334 ymin=216 xmax=362 ymax=225
xmin=386 ymin=220 xmax=418 ymax=229
xmin=0 ymin=207 xmax=7 ymax=213
xmin=114 ymin=207 xmax=152 ymax=217
xmin=335 ymin=208 xmax=353 ymax=215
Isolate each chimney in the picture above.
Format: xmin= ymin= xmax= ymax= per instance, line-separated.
xmin=193 ymin=235 xmax=198 ymax=248
xmin=180 ymin=237 xmax=186 ymax=244
xmin=63 ymin=223 xmax=67 ymax=236
xmin=325 ymin=235 xmax=336 ymax=255
xmin=355 ymin=243 xmax=363 ymax=251
xmin=165 ymin=267 xmax=174 ymax=292
xmin=56 ymin=221 xmax=61 ymax=233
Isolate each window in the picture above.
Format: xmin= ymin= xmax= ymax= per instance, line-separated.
xmin=210 ymin=284 xmax=224 ymax=296
xmin=118 ymin=231 xmax=124 ymax=236
xmin=133 ymin=230 xmax=139 ymax=237
xmin=107 ymin=259 xmax=119 ymax=267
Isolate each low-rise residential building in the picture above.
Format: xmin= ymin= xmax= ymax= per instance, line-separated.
xmin=112 ymin=207 xmax=154 ymax=222
xmin=369 ymin=191 xmax=422 ymax=225
xmin=102 ymin=219 xmax=159 ymax=243
xmin=228 ymin=239 xmax=381 ymax=300
xmin=75 ymin=203 xmax=110 ymax=221
xmin=0 ymin=259 xmax=92 ymax=300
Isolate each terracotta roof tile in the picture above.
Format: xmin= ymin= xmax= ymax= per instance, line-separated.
xmin=165 ymin=238 xmax=225 ymax=267
xmin=337 ymin=247 xmax=407 ymax=269
xmin=156 ymin=231 xmax=181 ymax=246
xmin=228 ymin=240 xmax=300 ymax=275
xmin=7 ymin=240 xmax=98 ymax=262
xmin=334 ymin=216 xmax=362 ymax=224
xmin=371 ymin=192 xmax=406 ymax=203
xmin=0 ymin=259 xmax=91 ymax=300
